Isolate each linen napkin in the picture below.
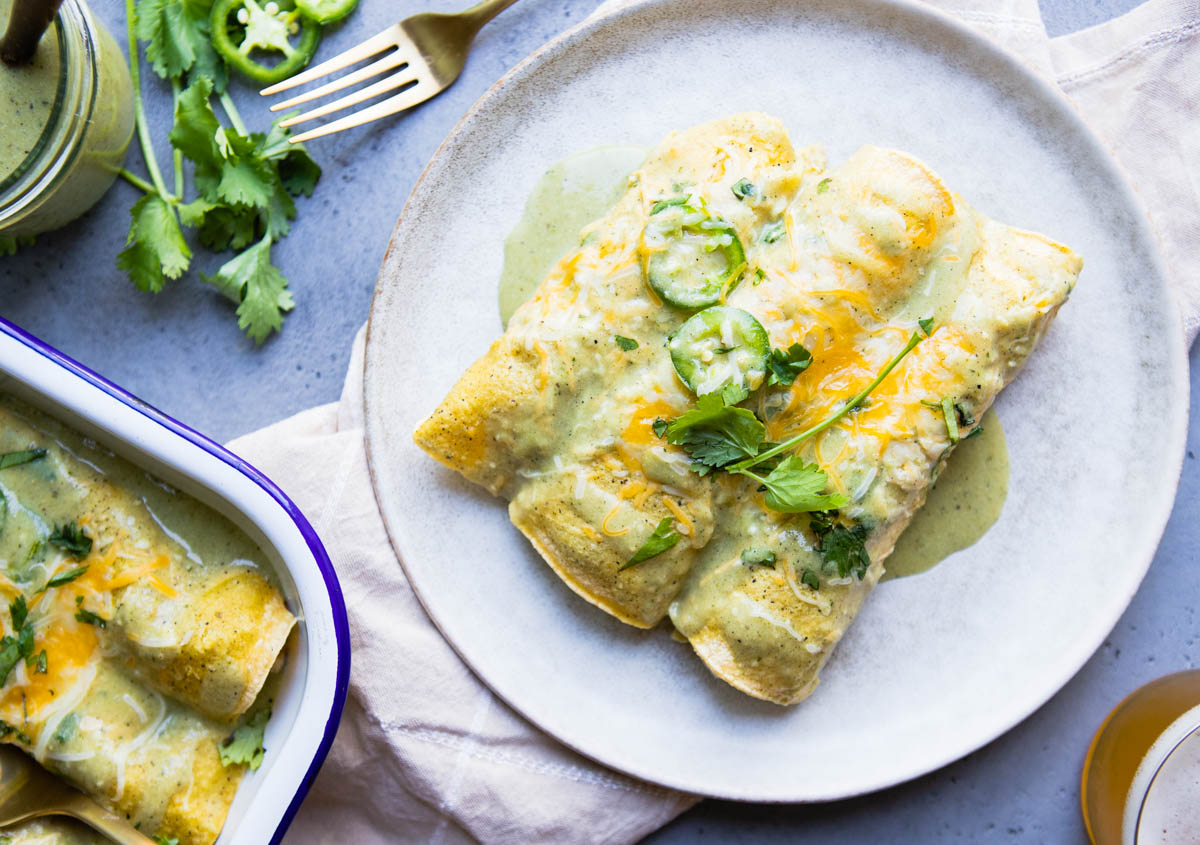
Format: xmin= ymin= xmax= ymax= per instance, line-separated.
xmin=237 ymin=2 xmax=1200 ymax=842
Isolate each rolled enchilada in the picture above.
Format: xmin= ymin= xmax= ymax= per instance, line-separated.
xmin=415 ymin=113 xmax=1081 ymax=703
xmin=0 ymin=397 xmax=294 ymax=843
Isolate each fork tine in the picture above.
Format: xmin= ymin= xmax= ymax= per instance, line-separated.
xmin=268 ymin=48 xmax=413 ymax=112
xmin=278 ymin=66 xmax=423 ymax=128
xmin=286 ymin=82 xmax=438 ymax=143
xmin=259 ymin=24 xmax=403 ymax=96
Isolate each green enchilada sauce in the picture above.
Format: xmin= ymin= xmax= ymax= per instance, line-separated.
xmin=882 ymin=409 xmax=1009 ymax=579
xmin=498 ymin=149 xmax=1010 ymax=578
xmin=498 ymin=145 xmax=648 ymax=327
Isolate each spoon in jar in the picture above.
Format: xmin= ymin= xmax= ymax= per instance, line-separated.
xmin=0 ymin=745 xmax=158 ymax=843
xmin=0 ymin=0 xmax=63 ymax=66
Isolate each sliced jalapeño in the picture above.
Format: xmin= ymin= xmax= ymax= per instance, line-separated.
xmin=642 ymin=200 xmax=746 ymax=310
xmin=668 ymin=306 xmax=770 ymax=396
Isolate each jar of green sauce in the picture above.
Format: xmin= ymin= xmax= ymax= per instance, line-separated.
xmin=0 ymin=0 xmax=133 ymax=238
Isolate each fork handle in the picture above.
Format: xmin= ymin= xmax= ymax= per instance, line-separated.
xmin=462 ymin=0 xmax=520 ymax=33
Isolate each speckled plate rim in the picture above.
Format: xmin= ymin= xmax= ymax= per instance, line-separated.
xmin=362 ymin=0 xmax=1189 ymax=801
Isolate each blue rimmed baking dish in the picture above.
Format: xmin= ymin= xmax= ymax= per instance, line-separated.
xmin=0 ymin=315 xmax=350 ymax=844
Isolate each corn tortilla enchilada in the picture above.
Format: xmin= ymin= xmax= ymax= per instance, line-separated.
xmin=415 ymin=113 xmax=1081 ymax=704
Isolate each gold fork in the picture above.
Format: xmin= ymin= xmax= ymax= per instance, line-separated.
xmin=0 ymin=745 xmax=156 ymax=843
xmin=261 ymin=0 xmax=520 ymax=143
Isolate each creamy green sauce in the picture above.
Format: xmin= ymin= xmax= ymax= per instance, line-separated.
xmin=499 ymin=149 xmax=1010 ymax=585
xmin=882 ymin=408 xmax=1009 ymax=580
xmin=498 ymin=145 xmax=648 ymax=326
xmin=0 ymin=396 xmax=271 ymax=583
xmin=0 ymin=0 xmax=134 ymax=237
xmin=0 ymin=0 xmax=63 ymax=184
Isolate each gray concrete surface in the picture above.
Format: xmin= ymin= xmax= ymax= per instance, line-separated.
xmin=1 ymin=0 xmax=1191 ymax=842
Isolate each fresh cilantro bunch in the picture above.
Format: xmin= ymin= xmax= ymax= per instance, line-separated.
xmin=116 ymin=0 xmax=321 ymax=342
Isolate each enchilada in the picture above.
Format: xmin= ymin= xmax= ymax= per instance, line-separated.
xmin=414 ymin=113 xmax=1081 ymax=704
xmin=0 ymin=396 xmax=294 ymax=843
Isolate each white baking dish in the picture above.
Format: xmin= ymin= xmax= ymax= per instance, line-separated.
xmin=0 ymin=316 xmax=350 ymax=844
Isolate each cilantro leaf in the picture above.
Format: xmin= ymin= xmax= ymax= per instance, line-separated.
xmin=10 ymin=597 xmax=26 ymax=633
xmin=731 ymin=178 xmax=756 ymax=200
xmin=204 ymin=237 xmax=294 ymax=343
xmin=758 ymin=456 xmax=849 ymax=513
xmin=665 ymin=391 xmax=765 ymax=470
xmin=33 ymin=649 xmax=46 ymax=674
xmin=809 ymin=512 xmax=871 ymax=580
xmin=49 ymin=523 xmax=92 ymax=559
xmin=0 ymin=597 xmax=34 ymax=687
xmin=178 ymin=197 xmax=260 ymax=251
xmin=0 ymin=638 xmax=21 ymax=688
xmin=621 ymin=518 xmax=682 ymax=570
xmin=0 ymin=449 xmax=45 ymax=470
xmin=816 ymin=177 xmax=832 ymax=194
xmin=135 ymin=0 xmax=228 ymax=89
xmin=215 ymin=131 xmax=277 ymax=209
xmin=257 ymin=117 xmax=322 ymax=198
xmin=169 ymin=76 xmax=224 ymax=169
xmin=651 ymin=418 xmax=669 ymax=438
xmin=766 ymin=343 xmax=813 ymax=387
xmin=74 ymin=596 xmax=107 ymax=629
xmin=614 ymin=335 xmax=638 ymax=351
xmin=801 ymin=568 xmax=820 ymax=590
xmin=918 ymin=316 xmax=934 ymax=336
xmin=219 ymin=708 xmax=270 ymax=771
xmin=118 ymin=195 xmax=192 ymax=293
xmin=43 ymin=565 xmax=89 ymax=591
xmin=762 ymin=220 xmax=786 ymax=244
xmin=180 ymin=0 xmax=227 ymax=91
xmin=135 ymin=0 xmax=197 ymax=79
xmin=52 ymin=712 xmax=78 ymax=745
xmin=740 ymin=548 xmax=776 ymax=568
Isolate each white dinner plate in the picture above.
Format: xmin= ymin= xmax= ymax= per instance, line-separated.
xmin=362 ymin=0 xmax=1188 ymax=801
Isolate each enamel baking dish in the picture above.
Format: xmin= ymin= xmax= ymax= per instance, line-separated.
xmin=0 ymin=316 xmax=350 ymax=844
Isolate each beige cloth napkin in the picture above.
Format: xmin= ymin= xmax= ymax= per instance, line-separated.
xmin=240 ymin=2 xmax=1200 ymax=842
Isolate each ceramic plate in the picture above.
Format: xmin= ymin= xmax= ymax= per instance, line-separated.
xmin=362 ymin=0 xmax=1188 ymax=800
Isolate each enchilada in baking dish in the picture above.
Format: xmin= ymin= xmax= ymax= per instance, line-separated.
xmin=0 ymin=396 xmax=294 ymax=844
xmin=414 ymin=113 xmax=1081 ymax=704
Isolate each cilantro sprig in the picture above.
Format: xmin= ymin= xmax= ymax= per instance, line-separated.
xmin=809 ymin=511 xmax=871 ymax=580
xmin=0 ymin=597 xmax=36 ymax=687
xmin=48 ymin=523 xmax=92 ymax=559
xmin=219 ymin=708 xmax=271 ymax=770
xmin=657 ymin=326 xmax=929 ymax=514
xmin=766 ymin=343 xmax=813 ymax=387
xmin=115 ymin=0 xmax=322 ymax=343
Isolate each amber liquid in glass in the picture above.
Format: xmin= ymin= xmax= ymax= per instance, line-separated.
xmin=1082 ymin=669 xmax=1200 ymax=844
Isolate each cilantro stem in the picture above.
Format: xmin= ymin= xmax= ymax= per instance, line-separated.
xmin=171 ymin=79 xmax=184 ymax=200
xmin=118 ymin=169 xmax=155 ymax=195
xmin=218 ymin=90 xmax=249 ymax=136
xmin=124 ymin=0 xmax=171 ymax=204
xmin=732 ymin=328 xmax=929 ymax=473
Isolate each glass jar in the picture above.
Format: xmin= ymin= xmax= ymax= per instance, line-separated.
xmin=0 ymin=0 xmax=133 ymax=238
xmin=1081 ymin=669 xmax=1200 ymax=844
